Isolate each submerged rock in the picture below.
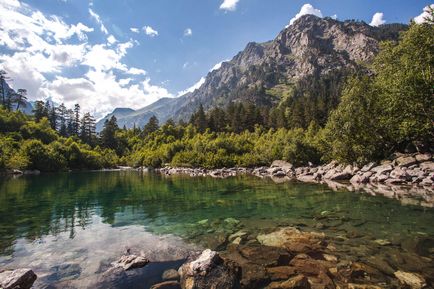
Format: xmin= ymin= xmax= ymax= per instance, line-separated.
xmin=266 ymin=274 xmax=311 ymax=289
xmin=0 ymin=268 xmax=37 ymax=289
xmin=162 ymin=269 xmax=180 ymax=281
xmin=111 ymin=254 xmax=149 ymax=270
xmin=257 ymin=227 xmax=325 ymax=253
xmin=394 ymin=271 xmax=426 ymax=289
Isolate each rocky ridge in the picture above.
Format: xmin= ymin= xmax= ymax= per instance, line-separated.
xmin=97 ymin=16 xmax=407 ymax=129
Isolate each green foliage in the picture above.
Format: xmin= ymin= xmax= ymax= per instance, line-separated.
xmin=0 ymin=107 xmax=27 ymax=133
xmin=322 ymin=22 xmax=434 ymax=164
xmin=321 ymin=76 xmax=386 ymax=164
xmin=20 ymin=117 xmax=58 ymax=144
xmin=373 ymin=22 xmax=434 ymax=149
xmin=21 ymin=139 xmax=67 ymax=171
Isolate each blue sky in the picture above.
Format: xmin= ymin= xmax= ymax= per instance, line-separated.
xmin=0 ymin=0 xmax=432 ymax=118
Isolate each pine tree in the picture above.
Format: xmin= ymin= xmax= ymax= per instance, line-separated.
xmin=13 ymin=89 xmax=28 ymax=111
xmin=58 ymin=103 xmax=68 ymax=137
xmin=49 ymin=105 xmax=58 ymax=130
xmin=100 ymin=116 xmax=119 ymax=150
xmin=80 ymin=112 xmax=96 ymax=145
xmin=73 ymin=104 xmax=80 ymax=135
xmin=143 ymin=115 xmax=159 ymax=136
xmin=33 ymin=101 xmax=48 ymax=122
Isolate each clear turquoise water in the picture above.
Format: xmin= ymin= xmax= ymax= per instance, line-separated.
xmin=0 ymin=171 xmax=433 ymax=288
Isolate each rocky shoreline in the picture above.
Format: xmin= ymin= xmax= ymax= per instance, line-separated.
xmin=159 ymin=153 xmax=434 ymax=207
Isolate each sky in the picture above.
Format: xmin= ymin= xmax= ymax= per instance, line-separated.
xmin=0 ymin=0 xmax=432 ymax=118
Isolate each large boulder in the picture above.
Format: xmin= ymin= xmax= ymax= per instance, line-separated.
xmin=0 ymin=268 xmax=37 ymax=289
xmin=179 ymin=249 xmax=240 ymax=289
xmin=271 ymin=161 xmax=294 ymax=173
xmin=371 ymin=164 xmax=393 ymax=175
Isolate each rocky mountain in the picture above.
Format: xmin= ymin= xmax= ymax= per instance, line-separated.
xmin=97 ymin=15 xmax=407 ymax=131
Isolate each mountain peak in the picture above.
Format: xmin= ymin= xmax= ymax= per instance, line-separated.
xmin=98 ymin=16 xmax=407 ymax=129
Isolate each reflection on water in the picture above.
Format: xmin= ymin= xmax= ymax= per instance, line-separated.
xmin=0 ymin=171 xmax=433 ymax=287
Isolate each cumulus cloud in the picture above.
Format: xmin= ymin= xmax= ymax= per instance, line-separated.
xmin=219 ymin=0 xmax=240 ymax=11
xmin=289 ymin=3 xmax=323 ymax=25
xmin=143 ymin=25 xmax=158 ymax=37
xmin=184 ymin=28 xmax=192 ymax=37
xmin=369 ymin=12 xmax=386 ymax=27
xmin=89 ymin=8 xmax=108 ymax=34
xmin=130 ymin=27 xmax=139 ymax=33
xmin=414 ymin=4 xmax=434 ymax=24
xmin=0 ymin=1 xmax=171 ymax=118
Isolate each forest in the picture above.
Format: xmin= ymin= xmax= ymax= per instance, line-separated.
xmin=0 ymin=20 xmax=432 ymax=172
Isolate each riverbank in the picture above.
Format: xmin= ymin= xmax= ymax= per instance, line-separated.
xmin=159 ymin=153 xmax=434 ymax=207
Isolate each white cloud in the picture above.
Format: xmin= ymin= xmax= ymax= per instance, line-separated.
xmin=414 ymin=4 xmax=434 ymax=24
xmin=0 ymin=1 xmax=171 ymax=118
xmin=177 ymin=77 xmax=205 ymax=96
xmin=184 ymin=28 xmax=193 ymax=37
xmin=331 ymin=14 xmax=338 ymax=20
xmin=219 ymin=0 xmax=240 ymax=11
xmin=369 ymin=12 xmax=386 ymax=27
xmin=127 ymin=67 xmax=147 ymax=75
xmin=89 ymin=8 xmax=108 ymax=34
xmin=143 ymin=25 xmax=158 ymax=37
xmin=289 ymin=3 xmax=323 ymax=26
xmin=130 ymin=27 xmax=139 ymax=33
xmin=107 ymin=35 xmax=117 ymax=45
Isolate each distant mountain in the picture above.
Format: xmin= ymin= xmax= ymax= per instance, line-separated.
xmin=96 ymin=96 xmax=189 ymax=131
xmin=97 ymin=15 xmax=407 ymax=130
xmin=0 ymin=78 xmax=33 ymax=114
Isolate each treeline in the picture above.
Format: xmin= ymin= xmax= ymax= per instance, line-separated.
xmin=126 ymin=20 xmax=433 ymax=168
xmin=0 ymin=19 xmax=432 ymax=172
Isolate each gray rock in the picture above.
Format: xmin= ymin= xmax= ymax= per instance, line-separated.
xmin=329 ymin=171 xmax=353 ymax=181
xmin=420 ymin=161 xmax=434 ymax=172
xmin=0 ymin=268 xmax=37 ymax=289
xmin=361 ymin=162 xmax=376 ymax=172
xmin=111 ymin=254 xmax=149 ymax=270
xmin=371 ymin=164 xmax=393 ymax=175
xmin=12 ymin=169 xmax=23 ymax=175
xmin=271 ymin=160 xmax=294 ymax=171
xmin=179 ymin=249 xmax=240 ymax=289
xmin=415 ymin=153 xmax=432 ymax=163
xmin=395 ymin=156 xmax=418 ymax=167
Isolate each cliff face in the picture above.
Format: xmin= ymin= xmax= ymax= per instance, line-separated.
xmin=97 ymin=15 xmax=407 ymax=130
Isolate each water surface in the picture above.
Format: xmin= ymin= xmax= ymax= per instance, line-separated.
xmin=0 ymin=171 xmax=433 ymax=288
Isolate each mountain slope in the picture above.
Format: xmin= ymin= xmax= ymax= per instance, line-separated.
xmin=97 ymin=15 xmax=407 ymax=130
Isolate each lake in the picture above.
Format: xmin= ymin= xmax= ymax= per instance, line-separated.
xmin=0 ymin=171 xmax=433 ymax=288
